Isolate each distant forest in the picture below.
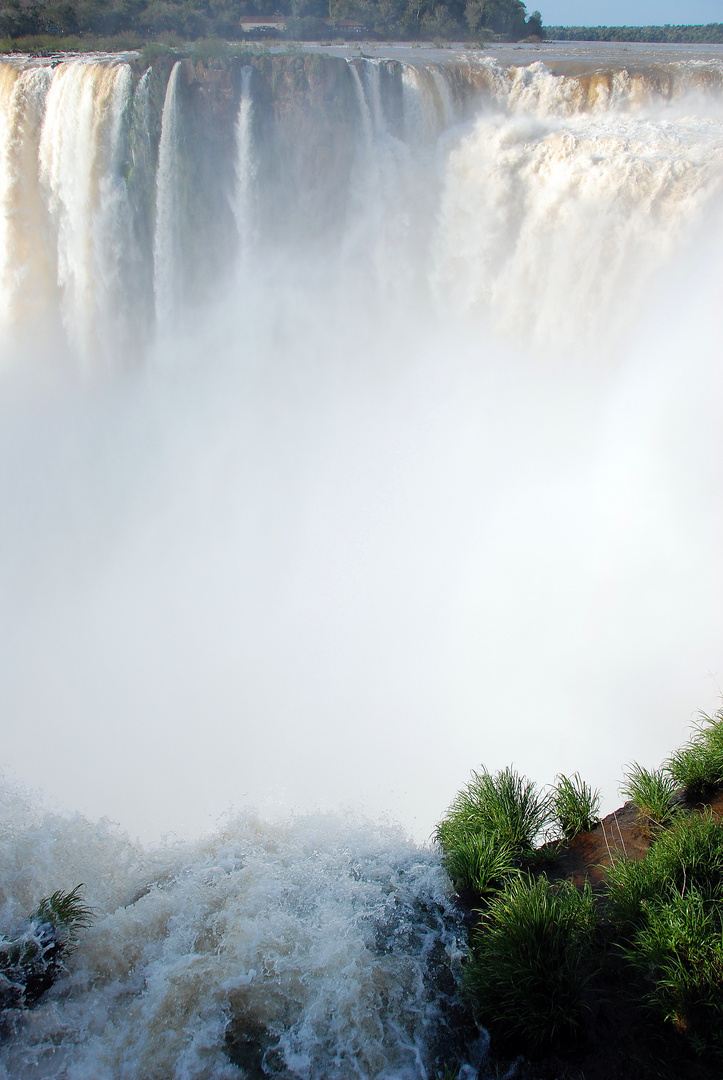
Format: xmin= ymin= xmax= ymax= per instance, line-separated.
xmin=0 ymin=0 xmax=543 ymax=44
xmin=1 ymin=0 xmax=723 ymax=46
xmin=547 ymin=23 xmax=723 ymax=43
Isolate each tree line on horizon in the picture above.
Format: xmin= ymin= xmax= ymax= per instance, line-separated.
xmin=0 ymin=0 xmax=543 ymax=45
xmin=0 ymin=0 xmax=722 ymax=46
xmin=547 ymin=23 xmax=723 ymax=44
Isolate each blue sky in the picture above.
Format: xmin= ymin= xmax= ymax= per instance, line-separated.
xmin=541 ymin=1 xmax=723 ymax=23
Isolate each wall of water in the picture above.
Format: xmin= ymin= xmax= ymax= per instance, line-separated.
xmin=1 ymin=51 xmax=721 ymax=366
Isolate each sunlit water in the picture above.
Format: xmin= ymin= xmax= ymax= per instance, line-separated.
xmin=1 ymin=43 xmax=723 ymax=1077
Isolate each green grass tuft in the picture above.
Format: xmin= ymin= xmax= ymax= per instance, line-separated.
xmin=551 ymin=772 xmax=600 ymax=840
xmin=34 ymin=885 xmax=93 ymax=941
xmin=606 ymin=811 xmax=723 ymax=931
xmin=441 ymin=834 xmax=520 ymax=896
xmin=436 ymin=766 xmax=551 ymax=857
xmin=1 ymin=885 xmax=93 ymax=1012
xmin=664 ymin=710 xmax=723 ymax=799
xmin=606 ymin=813 xmax=723 ymax=1052
xmin=464 ymin=874 xmax=597 ymax=1051
xmin=620 ymin=763 xmax=678 ymax=830
xmin=627 ymin=886 xmax=723 ymax=1047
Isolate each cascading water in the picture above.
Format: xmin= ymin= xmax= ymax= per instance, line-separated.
xmin=233 ymin=67 xmax=256 ymax=270
xmin=1 ymin=42 xmax=723 ymax=1078
xmin=153 ymin=60 xmax=182 ymax=335
xmin=37 ymin=59 xmax=136 ymax=370
xmin=0 ymin=64 xmax=52 ymax=336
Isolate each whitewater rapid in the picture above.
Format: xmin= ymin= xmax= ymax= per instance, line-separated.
xmin=0 ymin=782 xmax=471 ymax=1079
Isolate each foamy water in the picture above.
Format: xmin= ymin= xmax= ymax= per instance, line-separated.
xmin=0 ymin=780 xmax=470 ymax=1079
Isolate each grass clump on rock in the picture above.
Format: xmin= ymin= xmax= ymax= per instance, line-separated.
xmin=438 ymin=708 xmax=723 ymax=1071
xmin=440 ymin=834 xmax=520 ymax=896
xmin=664 ymin=710 xmax=723 ymax=799
xmin=551 ymin=772 xmax=601 ymax=840
xmin=435 ymin=766 xmax=551 ymax=857
xmin=606 ymin=811 xmax=723 ymax=927
xmin=436 ymin=765 xmax=602 ymax=1054
xmin=464 ymin=874 xmax=597 ymax=1052
xmin=620 ymin=762 xmax=678 ymax=830
xmin=630 ymin=886 xmax=723 ymax=1051
xmin=606 ymin=811 xmax=723 ymax=1054
xmin=0 ymin=885 xmax=93 ymax=1013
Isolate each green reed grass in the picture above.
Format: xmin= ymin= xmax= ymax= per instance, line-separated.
xmin=620 ymin=763 xmax=678 ymax=830
xmin=464 ymin=874 xmax=597 ymax=1051
xmin=436 ymin=766 xmax=551 ymax=857
xmin=606 ymin=813 xmax=723 ymax=1052
xmin=664 ymin=710 xmax=723 ymax=799
xmin=551 ymin=772 xmax=600 ymax=840
xmin=627 ymin=887 xmax=723 ymax=1049
xmin=441 ymin=834 xmax=520 ymax=896
xmin=34 ymin=884 xmax=93 ymax=941
xmin=606 ymin=811 xmax=723 ymax=931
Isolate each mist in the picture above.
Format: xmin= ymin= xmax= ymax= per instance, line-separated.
xmin=1 ymin=50 xmax=723 ymax=843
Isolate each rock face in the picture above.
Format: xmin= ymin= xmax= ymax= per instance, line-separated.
xmin=132 ymin=50 xmax=488 ymax=308
xmin=140 ymin=53 xmax=364 ymax=305
xmin=544 ymin=802 xmax=653 ymax=888
xmin=543 ymin=789 xmax=723 ymax=890
xmin=121 ymin=53 xmax=366 ymax=314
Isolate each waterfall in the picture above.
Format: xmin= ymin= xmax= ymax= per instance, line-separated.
xmin=153 ymin=60 xmax=182 ymax=335
xmin=37 ymin=60 xmax=134 ymax=371
xmin=400 ymin=63 xmax=441 ymax=144
xmin=431 ymin=103 xmax=723 ymax=346
xmin=0 ymin=65 xmax=52 ymax=340
xmin=429 ymin=65 xmax=455 ymax=129
xmin=348 ymin=59 xmax=374 ymax=148
xmin=0 ymin=64 xmax=26 ymax=329
xmin=1 ymin=46 xmax=723 ymax=1078
xmin=365 ymin=58 xmax=386 ymax=136
xmin=232 ymin=66 xmax=256 ymax=272
xmin=0 ymin=50 xmax=720 ymax=367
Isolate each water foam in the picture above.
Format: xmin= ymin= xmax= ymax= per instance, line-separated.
xmin=0 ymin=782 xmax=466 ymax=1079
xmin=432 ymin=106 xmax=723 ymax=345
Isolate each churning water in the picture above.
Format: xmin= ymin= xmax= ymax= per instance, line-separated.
xmin=1 ymin=42 xmax=723 ymax=1077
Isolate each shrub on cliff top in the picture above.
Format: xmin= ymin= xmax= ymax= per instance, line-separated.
xmin=551 ymin=772 xmax=600 ymax=840
xmin=620 ymin=762 xmax=678 ymax=831
xmin=664 ymin=710 xmax=723 ymax=799
xmin=464 ymin=874 xmax=597 ymax=1051
xmin=436 ymin=766 xmax=551 ymax=858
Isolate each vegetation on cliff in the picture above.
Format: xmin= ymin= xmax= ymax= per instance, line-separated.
xmin=0 ymin=886 xmax=92 ymax=1020
xmin=438 ymin=709 xmax=723 ymax=1077
xmin=3 ymin=712 xmax=723 ymax=1076
xmin=0 ymin=0 xmax=543 ymax=48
